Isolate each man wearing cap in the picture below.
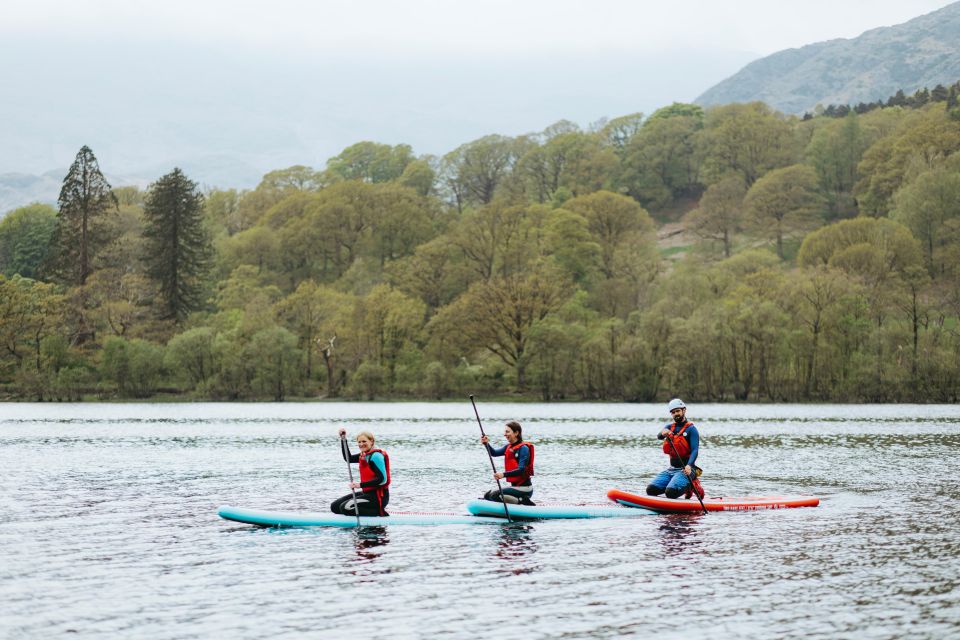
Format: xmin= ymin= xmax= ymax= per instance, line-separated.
xmin=646 ymin=398 xmax=704 ymax=499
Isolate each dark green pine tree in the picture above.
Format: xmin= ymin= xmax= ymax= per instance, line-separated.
xmin=143 ymin=168 xmax=212 ymax=322
xmin=887 ymin=89 xmax=907 ymax=107
xmin=947 ymin=85 xmax=960 ymax=110
xmin=47 ymin=145 xmax=118 ymax=285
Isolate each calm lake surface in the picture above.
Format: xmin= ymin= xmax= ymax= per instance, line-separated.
xmin=1 ymin=402 xmax=958 ymax=639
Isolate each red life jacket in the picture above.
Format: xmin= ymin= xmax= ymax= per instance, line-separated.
xmin=359 ymin=448 xmax=391 ymax=496
xmin=504 ymin=441 xmax=535 ymax=486
xmin=662 ymin=422 xmax=693 ymax=463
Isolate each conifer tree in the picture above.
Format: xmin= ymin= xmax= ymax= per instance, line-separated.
xmin=47 ymin=146 xmax=117 ymax=285
xmin=143 ymin=168 xmax=212 ymax=322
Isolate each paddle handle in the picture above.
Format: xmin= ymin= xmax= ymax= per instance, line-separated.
xmin=470 ymin=395 xmax=512 ymax=522
xmin=341 ymin=435 xmax=362 ymax=527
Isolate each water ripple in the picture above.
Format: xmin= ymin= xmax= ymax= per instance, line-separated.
xmin=1 ymin=403 xmax=958 ymax=639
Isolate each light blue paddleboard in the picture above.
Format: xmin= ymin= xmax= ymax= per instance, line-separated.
xmin=465 ymin=499 xmax=656 ymax=520
xmin=218 ymin=505 xmax=501 ymax=528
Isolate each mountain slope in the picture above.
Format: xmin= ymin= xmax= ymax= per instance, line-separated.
xmin=696 ymin=1 xmax=960 ymax=113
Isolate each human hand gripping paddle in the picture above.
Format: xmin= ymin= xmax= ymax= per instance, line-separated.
xmin=663 ymin=430 xmax=708 ymax=515
xmin=470 ymin=395 xmax=512 ymax=523
xmin=339 ymin=429 xmax=362 ymax=528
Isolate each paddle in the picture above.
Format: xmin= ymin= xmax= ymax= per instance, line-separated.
xmin=469 ymin=394 xmax=512 ymax=522
xmin=664 ymin=431 xmax=708 ymax=515
xmin=340 ymin=434 xmax=362 ymax=528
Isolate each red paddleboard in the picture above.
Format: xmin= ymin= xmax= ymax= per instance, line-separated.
xmin=607 ymin=489 xmax=820 ymax=513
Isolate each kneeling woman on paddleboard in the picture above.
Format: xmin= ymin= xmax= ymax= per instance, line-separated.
xmin=332 ymin=428 xmax=391 ymax=516
xmin=480 ymin=421 xmax=535 ymax=506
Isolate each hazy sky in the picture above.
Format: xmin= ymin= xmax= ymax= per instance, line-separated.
xmin=4 ymin=0 xmax=953 ymax=55
xmin=1 ymin=0 xmax=955 ymax=190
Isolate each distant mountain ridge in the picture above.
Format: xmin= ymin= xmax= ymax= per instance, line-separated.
xmin=696 ymin=1 xmax=960 ymax=114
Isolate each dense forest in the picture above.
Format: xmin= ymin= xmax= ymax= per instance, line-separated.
xmin=2 ymin=86 xmax=960 ymax=403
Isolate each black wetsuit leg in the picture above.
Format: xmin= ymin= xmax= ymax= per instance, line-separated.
xmin=483 ymin=485 xmax=535 ymax=505
xmin=331 ymin=490 xmax=389 ymax=516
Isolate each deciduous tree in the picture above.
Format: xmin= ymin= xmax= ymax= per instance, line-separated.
xmin=699 ymin=102 xmax=797 ymax=187
xmin=428 ymin=262 xmax=572 ymax=389
xmin=744 ymin=164 xmax=822 ymax=259
xmin=891 ymin=166 xmax=960 ymax=277
xmin=684 ymin=177 xmax=746 ymax=258
xmin=0 ymin=203 xmax=57 ymax=278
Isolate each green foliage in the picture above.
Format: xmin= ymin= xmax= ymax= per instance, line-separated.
xmin=229 ymin=166 xmax=323 ymax=235
xmin=855 ymin=106 xmax=960 ymax=216
xmin=4 ymin=92 xmax=960 ymax=403
xmin=386 ymin=237 xmax=459 ymax=312
xmin=205 ymin=188 xmax=245 ymax=236
xmin=351 ymin=362 xmax=387 ymax=400
xmin=428 ymin=261 xmax=573 ymax=390
xmin=258 ymin=165 xmax=324 ymax=192
xmin=616 ymin=106 xmax=703 ymax=208
xmin=440 ymin=135 xmax=518 ymax=210
xmin=215 ymin=265 xmax=283 ymax=311
xmin=352 ymin=284 xmax=425 ymax=389
xmin=517 ymin=131 xmax=618 ymax=203
xmin=421 ymin=360 xmax=451 ymax=399
xmin=0 ymin=275 xmax=65 ymax=375
xmin=745 ymin=164 xmax=823 ymax=259
xmin=165 ymin=327 xmax=216 ymax=388
xmin=143 ymin=168 xmax=213 ymax=321
xmin=599 ymin=112 xmax=644 ymax=153
xmin=113 ymin=186 xmax=144 ymax=206
xmin=325 ymin=142 xmax=415 ymax=184
xmin=684 ymin=177 xmax=746 ymax=258
xmin=648 ymin=102 xmax=705 ymax=122
xmin=890 ymin=166 xmax=960 ymax=277
xmin=565 ymin=191 xmax=655 ymax=279
xmin=805 ymin=112 xmax=867 ymax=217
xmin=46 ymin=145 xmax=118 ymax=285
xmin=699 ymin=102 xmax=798 ymax=187
xmin=0 ymin=203 xmax=57 ymax=278
xmin=246 ymin=325 xmax=301 ymax=400
xmin=798 ymin=217 xmax=923 ymax=283
xmin=399 ymin=159 xmax=436 ymax=197
xmin=100 ymin=336 xmax=165 ymax=398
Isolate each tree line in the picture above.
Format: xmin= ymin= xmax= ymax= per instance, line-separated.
xmin=1 ymin=91 xmax=959 ymax=402
xmin=803 ymin=80 xmax=960 ymax=119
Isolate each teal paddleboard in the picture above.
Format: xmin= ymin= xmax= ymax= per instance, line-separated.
xmin=218 ymin=505 xmax=501 ymax=528
xmin=465 ymin=499 xmax=655 ymax=519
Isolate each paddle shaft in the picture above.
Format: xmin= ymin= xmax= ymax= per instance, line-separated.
xmin=664 ymin=429 xmax=708 ymax=515
xmin=341 ymin=435 xmax=362 ymax=527
xmin=469 ymin=395 xmax=512 ymax=522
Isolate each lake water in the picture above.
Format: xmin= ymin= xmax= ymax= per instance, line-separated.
xmin=1 ymin=402 xmax=958 ymax=639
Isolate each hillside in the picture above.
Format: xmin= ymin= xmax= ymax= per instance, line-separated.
xmin=696 ymin=1 xmax=960 ymax=113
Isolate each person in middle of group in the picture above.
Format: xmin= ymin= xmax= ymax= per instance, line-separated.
xmin=646 ymin=398 xmax=704 ymax=500
xmin=480 ymin=420 xmax=535 ymax=506
xmin=331 ymin=428 xmax=390 ymax=516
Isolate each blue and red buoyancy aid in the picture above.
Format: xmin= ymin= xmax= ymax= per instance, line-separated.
xmin=662 ymin=422 xmax=693 ymax=463
xmin=504 ymin=441 xmax=535 ymax=485
xmin=358 ymin=448 xmax=391 ymax=497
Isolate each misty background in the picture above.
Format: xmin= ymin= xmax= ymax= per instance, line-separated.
xmin=1 ymin=0 xmax=954 ymax=208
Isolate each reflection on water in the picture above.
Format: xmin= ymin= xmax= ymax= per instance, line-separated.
xmin=354 ymin=527 xmax=390 ymax=563
xmin=1 ymin=403 xmax=960 ymax=639
xmin=494 ymin=524 xmax=538 ymax=575
xmin=656 ymin=514 xmax=705 ymax=556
